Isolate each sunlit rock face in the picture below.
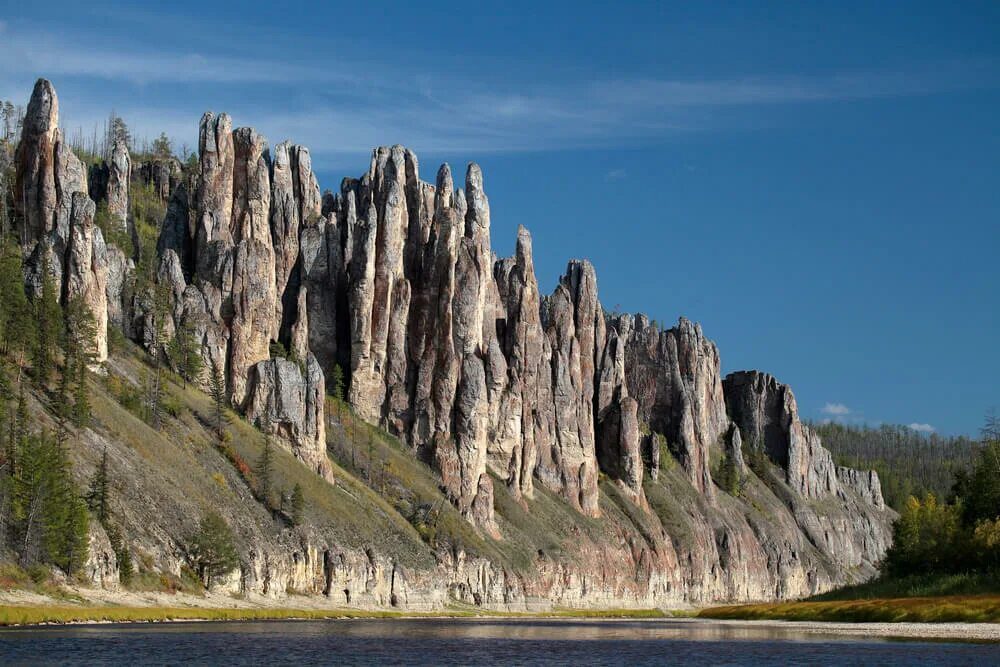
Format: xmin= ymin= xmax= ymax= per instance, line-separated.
xmin=12 ymin=79 xmax=896 ymax=607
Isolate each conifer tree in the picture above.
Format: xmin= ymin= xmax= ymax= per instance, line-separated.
xmin=187 ymin=511 xmax=240 ymax=588
xmin=63 ymin=295 xmax=97 ymax=428
xmin=255 ymin=435 xmax=274 ymax=509
xmin=33 ymin=250 xmax=63 ymax=385
xmin=208 ymin=360 xmax=226 ymax=438
xmin=290 ymin=483 xmax=305 ymax=527
xmin=87 ymin=446 xmax=110 ymax=524
xmin=168 ymin=327 xmax=203 ymax=389
xmin=0 ymin=243 xmax=33 ymax=375
xmin=331 ymin=364 xmax=345 ymax=402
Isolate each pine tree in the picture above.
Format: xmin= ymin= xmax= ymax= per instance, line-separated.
xmin=255 ymin=435 xmax=274 ymax=509
xmin=33 ymin=249 xmax=63 ymax=385
xmin=290 ymin=483 xmax=305 ymax=527
xmin=105 ymin=521 xmax=133 ymax=586
xmin=0 ymin=243 xmax=33 ymax=374
xmin=12 ymin=430 xmax=89 ymax=572
xmin=87 ymin=447 xmax=110 ymax=524
xmin=187 ymin=511 xmax=240 ymax=588
xmin=168 ymin=327 xmax=203 ymax=389
xmin=152 ymin=132 xmax=172 ymax=159
xmin=64 ymin=296 xmax=97 ymax=428
xmin=208 ymin=360 xmax=226 ymax=438
xmin=331 ymin=364 xmax=345 ymax=402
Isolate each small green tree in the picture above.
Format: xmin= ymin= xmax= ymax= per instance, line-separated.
xmin=12 ymin=430 xmax=90 ymax=573
xmin=255 ymin=435 xmax=274 ymax=509
xmin=187 ymin=511 xmax=240 ymax=588
xmin=151 ymin=132 xmax=172 ymax=159
xmin=331 ymin=364 xmax=345 ymax=402
xmin=64 ymin=295 xmax=97 ymax=428
xmin=167 ymin=327 xmax=203 ymax=389
xmin=290 ymin=483 xmax=305 ymax=526
xmin=208 ymin=360 xmax=227 ymax=438
xmin=33 ymin=250 xmax=63 ymax=385
xmin=87 ymin=447 xmax=110 ymax=524
xmin=105 ymin=521 xmax=133 ymax=585
xmin=0 ymin=243 xmax=34 ymax=375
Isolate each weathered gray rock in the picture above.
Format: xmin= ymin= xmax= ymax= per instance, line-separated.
xmin=137 ymin=157 xmax=182 ymax=201
xmin=538 ymin=261 xmax=603 ymax=516
xmin=723 ymin=370 xmax=837 ymax=498
xmin=15 ymin=83 xmax=897 ymax=608
xmin=245 ymin=354 xmax=332 ymax=481
xmin=106 ymin=138 xmax=131 ymax=231
xmin=837 ymin=467 xmax=886 ymax=510
xmin=64 ymin=192 xmax=109 ymax=363
xmin=14 ymin=78 xmax=59 ymax=247
xmin=616 ymin=315 xmax=729 ymax=499
xmin=597 ymin=396 xmax=645 ymax=502
xmin=227 ymin=127 xmax=275 ymax=406
xmin=14 ymin=79 xmax=107 ymax=361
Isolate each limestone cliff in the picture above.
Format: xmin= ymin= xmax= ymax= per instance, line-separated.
xmin=11 ymin=78 xmax=895 ymax=608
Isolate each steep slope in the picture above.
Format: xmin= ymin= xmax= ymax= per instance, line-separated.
xmin=5 ymin=78 xmax=895 ymax=607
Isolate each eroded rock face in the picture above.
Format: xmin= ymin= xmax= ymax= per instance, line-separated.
xmin=723 ymin=370 xmax=837 ymax=498
xmin=15 ymin=79 xmax=106 ymax=360
xmin=14 ymin=79 xmax=59 ymax=248
xmin=245 ymin=354 xmax=332 ymax=480
xmin=137 ymin=157 xmax=182 ymax=201
xmin=88 ymin=138 xmax=131 ymax=232
xmin=614 ymin=315 xmax=729 ymax=498
xmin=64 ymin=192 xmax=109 ymax=363
xmin=838 ymin=467 xmax=886 ymax=510
xmin=17 ymin=82 xmax=894 ymax=604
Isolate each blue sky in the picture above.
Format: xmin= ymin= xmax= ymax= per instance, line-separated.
xmin=1 ymin=1 xmax=997 ymax=435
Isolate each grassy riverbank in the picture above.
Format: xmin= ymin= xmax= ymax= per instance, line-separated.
xmin=0 ymin=604 xmax=669 ymax=627
xmin=699 ymin=572 xmax=1000 ymax=623
xmin=700 ymin=595 xmax=1000 ymax=624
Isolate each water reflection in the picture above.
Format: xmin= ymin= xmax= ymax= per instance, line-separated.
xmin=1 ymin=618 xmax=998 ymax=666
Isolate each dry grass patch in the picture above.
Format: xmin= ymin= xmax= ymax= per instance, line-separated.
xmin=699 ymin=595 xmax=1000 ymax=623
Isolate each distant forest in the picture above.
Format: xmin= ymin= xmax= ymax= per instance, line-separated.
xmin=813 ymin=422 xmax=981 ymax=511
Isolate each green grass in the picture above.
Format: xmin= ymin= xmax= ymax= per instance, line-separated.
xmin=0 ymin=604 xmax=669 ymax=626
xmin=807 ymin=572 xmax=1000 ymax=601
xmin=698 ymin=595 xmax=1000 ymax=623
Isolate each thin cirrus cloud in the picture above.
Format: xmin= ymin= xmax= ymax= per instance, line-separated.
xmin=3 ymin=23 xmax=998 ymax=162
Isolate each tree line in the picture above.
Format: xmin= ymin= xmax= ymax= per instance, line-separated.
xmin=880 ymin=415 xmax=1000 ymax=577
xmin=813 ymin=421 xmax=979 ymax=511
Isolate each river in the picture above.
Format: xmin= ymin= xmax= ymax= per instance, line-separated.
xmin=1 ymin=618 xmax=998 ymax=665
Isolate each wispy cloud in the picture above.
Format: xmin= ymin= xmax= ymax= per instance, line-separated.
xmin=822 ymin=403 xmax=851 ymax=416
xmin=605 ymin=168 xmax=627 ymax=181
xmin=2 ymin=22 xmax=997 ymax=162
xmin=908 ymin=423 xmax=936 ymax=433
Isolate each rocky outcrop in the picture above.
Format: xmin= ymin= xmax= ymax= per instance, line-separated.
xmin=14 ymin=79 xmax=106 ymax=360
xmin=723 ymin=370 xmax=838 ymax=498
xmin=14 ymin=80 xmax=895 ymax=609
xmin=612 ymin=314 xmax=730 ymax=498
xmin=14 ymin=79 xmax=59 ymax=249
xmin=136 ymin=157 xmax=182 ymax=201
xmin=838 ymin=467 xmax=886 ymax=510
xmin=245 ymin=354 xmax=332 ymax=481
xmin=88 ymin=138 xmax=131 ymax=232
xmin=64 ymin=192 xmax=109 ymax=363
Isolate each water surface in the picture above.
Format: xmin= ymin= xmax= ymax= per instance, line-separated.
xmin=1 ymin=618 xmax=997 ymax=665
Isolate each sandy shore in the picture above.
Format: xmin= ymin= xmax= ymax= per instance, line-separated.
xmin=2 ymin=589 xmax=999 ymax=641
xmin=685 ymin=617 xmax=1000 ymax=642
